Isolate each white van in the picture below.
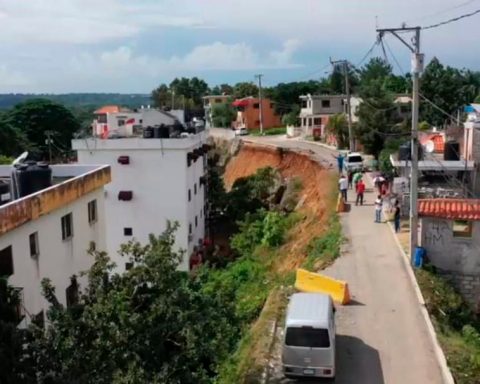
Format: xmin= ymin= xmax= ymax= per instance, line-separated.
xmin=282 ymin=293 xmax=336 ymax=379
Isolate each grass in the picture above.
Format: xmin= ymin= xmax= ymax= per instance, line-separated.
xmin=250 ymin=127 xmax=286 ymax=136
xmin=415 ymin=267 xmax=480 ymax=384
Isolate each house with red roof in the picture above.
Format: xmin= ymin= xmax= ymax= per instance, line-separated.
xmin=232 ymin=97 xmax=281 ymax=130
xmin=419 ymin=198 xmax=480 ymax=309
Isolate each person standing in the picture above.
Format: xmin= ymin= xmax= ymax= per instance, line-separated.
xmin=338 ymin=174 xmax=348 ymax=202
xmin=333 ymin=153 xmax=345 ymax=173
xmin=353 ymin=170 xmax=363 ymax=191
xmin=355 ymin=179 xmax=365 ymax=206
xmin=347 ymin=170 xmax=353 ymax=189
xmin=394 ymin=200 xmax=401 ymax=233
xmin=374 ymin=195 xmax=383 ymax=223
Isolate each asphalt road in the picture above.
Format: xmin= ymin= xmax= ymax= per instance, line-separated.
xmin=239 ymin=135 xmax=444 ymax=384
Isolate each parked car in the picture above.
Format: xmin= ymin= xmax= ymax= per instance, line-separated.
xmin=234 ymin=127 xmax=248 ymax=136
xmin=344 ymin=152 xmax=364 ymax=172
xmin=282 ymin=293 xmax=336 ymax=379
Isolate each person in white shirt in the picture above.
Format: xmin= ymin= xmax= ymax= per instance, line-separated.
xmin=339 ymin=175 xmax=348 ymax=202
xmin=374 ymin=195 xmax=383 ymax=223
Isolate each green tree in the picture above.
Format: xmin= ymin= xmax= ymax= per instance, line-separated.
xmin=356 ymin=81 xmax=404 ymax=159
xmin=211 ymin=84 xmax=234 ymax=95
xmin=151 ymin=83 xmax=171 ymax=108
xmin=5 ymin=99 xmax=80 ymax=160
xmin=233 ymin=82 xmax=259 ymax=99
xmin=33 ymin=224 xmax=237 ymax=384
xmin=420 ymin=57 xmax=467 ymax=126
xmin=282 ymin=105 xmax=300 ymax=126
xmin=263 ymin=81 xmax=321 ymax=115
xmin=211 ymin=102 xmax=236 ymax=128
xmin=326 ymin=114 xmax=349 ymax=149
xmin=0 ymin=117 xmax=30 ymax=157
xmin=0 ymin=279 xmax=35 ymax=384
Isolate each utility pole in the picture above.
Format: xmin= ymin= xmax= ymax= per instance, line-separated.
xmin=255 ymin=74 xmax=264 ymax=135
xmin=44 ymin=130 xmax=54 ymax=163
xmin=330 ymin=58 xmax=354 ymax=151
xmin=171 ymin=90 xmax=175 ymax=110
xmin=376 ymin=26 xmax=423 ymax=265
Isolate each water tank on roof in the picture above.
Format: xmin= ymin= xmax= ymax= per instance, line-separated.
xmin=154 ymin=124 xmax=170 ymax=139
xmin=143 ymin=126 xmax=154 ymax=139
xmin=398 ymin=142 xmax=424 ymax=161
xmin=0 ymin=181 xmax=10 ymax=206
xmin=12 ymin=161 xmax=52 ymax=199
xmin=444 ymin=141 xmax=460 ymax=161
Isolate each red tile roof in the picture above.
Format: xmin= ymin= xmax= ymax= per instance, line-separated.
xmin=418 ymin=199 xmax=480 ymax=221
xmin=94 ymin=105 xmax=121 ymax=114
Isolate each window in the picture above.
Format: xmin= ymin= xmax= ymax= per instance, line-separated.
xmin=215 ymin=98 xmax=222 ymax=103
xmin=255 ymin=120 xmax=260 ymax=126
xmin=453 ymin=220 xmax=473 ymax=238
xmin=66 ymin=277 xmax=79 ymax=308
xmin=0 ymin=246 xmax=13 ymax=276
xmin=88 ymin=200 xmax=97 ymax=224
xmin=313 ymin=117 xmax=322 ymax=126
xmin=195 ymin=216 xmax=198 ymax=228
xmin=61 ymin=213 xmax=73 ymax=240
xmin=189 ymin=223 xmax=192 ymax=235
xmin=29 ymin=232 xmax=39 ymax=258
xmin=253 ymin=103 xmax=260 ymax=109
xmin=97 ymin=114 xmax=107 ymax=123
xmin=321 ymin=99 xmax=331 ymax=108
xmin=124 ymin=227 xmax=133 ymax=236
xmin=188 ymin=189 xmax=192 ymax=201
xmin=285 ymin=327 xmax=330 ymax=348
xmin=117 ymin=119 xmax=125 ymax=126
xmin=194 ymin=183 xmax=197 ymax=195
xmin=270 ymin=103 xmax=274 ymax=109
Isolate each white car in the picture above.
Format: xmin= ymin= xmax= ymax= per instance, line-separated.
xmin=344 ymin=152 xmax=364 ymax=172
xmin=234 ymin=127 xmax=248 ymax=136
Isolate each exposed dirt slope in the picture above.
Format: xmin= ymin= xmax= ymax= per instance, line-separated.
xmin=224 ymin=143 xmax=337 ymax=272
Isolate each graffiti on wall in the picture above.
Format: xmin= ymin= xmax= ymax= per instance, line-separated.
xmin=424 ymin=220 xmax=450 ymax=247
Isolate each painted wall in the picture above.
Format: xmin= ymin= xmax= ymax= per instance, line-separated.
xmin=421 ymin=217 xmax=480 ymax=274
xmin=1 ymin=188 xmax=106 ymax=327
xmin=73 ymin=137 xmax=206 ymax=271
xmin=235 ymin=98 xmax=282 ymax=130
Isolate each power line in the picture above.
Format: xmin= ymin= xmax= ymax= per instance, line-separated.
xmin=383 ymin=38 xmax=406 ymax=74
xmin=419 ymin=93 xmax=460 ymax=123
xmin=356 ymin=40 xmax=379 ymax=67
xmin=422 ymin=8 xmax=480 ymax=29
xmin=407 ymin=0 xmax=479 ymax=23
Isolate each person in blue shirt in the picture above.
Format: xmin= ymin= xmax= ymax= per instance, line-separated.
xmin=332 ymin=153 xmax=345 ymax=173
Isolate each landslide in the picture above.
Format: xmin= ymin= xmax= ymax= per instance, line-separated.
xmin=224 ymin=143 xmax=337 ymax=272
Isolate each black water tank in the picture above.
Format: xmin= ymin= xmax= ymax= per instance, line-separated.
xmin=14 ymin=161 xmax=52 ymax=198
xmin=0 ymin=181 xmax=10 ymax=206
xmin=159 ymin=124 xmax=170 ymax=138
xmin=444 ymin=141 xmax=460 ymax=161
xmin=398 ymin=142 xmax=424 ymax=161
xmin=143 ymin=126 xmax=154 ymax=139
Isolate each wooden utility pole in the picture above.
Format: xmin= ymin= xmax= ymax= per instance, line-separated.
xmin=376 ymin=26 xmax=423 ymax=265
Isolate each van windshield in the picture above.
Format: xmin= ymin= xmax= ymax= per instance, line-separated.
xmin=348 ymin=156 xmax=363 ymax=163
xmin=285 ymin=327 xmax=330 ymax=348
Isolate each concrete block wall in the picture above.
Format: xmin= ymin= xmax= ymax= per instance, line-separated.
xmin=441 ymin=271 xmax=480 ymax=312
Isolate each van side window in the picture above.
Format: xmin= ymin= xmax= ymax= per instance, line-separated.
xmin=285 ymin=327 xmax=330 ymax=348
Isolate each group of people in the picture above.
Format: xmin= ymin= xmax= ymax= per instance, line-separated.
xmin=338 ymin=170 xmax=366 ymax=206
xmin=338 ymin=169 xmax=401 ymax=232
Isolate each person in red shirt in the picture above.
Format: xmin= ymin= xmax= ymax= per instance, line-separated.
xmin=356 ymin=179 xmax=366 ymax=206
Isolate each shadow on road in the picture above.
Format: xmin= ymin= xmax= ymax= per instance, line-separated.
xmin=268 ymin=335 xmax=384 ymax=384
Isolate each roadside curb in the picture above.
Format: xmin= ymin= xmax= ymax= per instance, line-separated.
xmin=386 ymin=220 xmax=455 ymax=384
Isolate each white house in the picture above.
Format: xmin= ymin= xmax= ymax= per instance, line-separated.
xmin=0 ymin=163 xmax=111 ymax=327
xmin=72 ymin=131 xmax=207 ymax=272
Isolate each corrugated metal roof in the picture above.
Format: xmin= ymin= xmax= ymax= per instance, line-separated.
xmin=418 ymin=199 xmax=480 ymax=221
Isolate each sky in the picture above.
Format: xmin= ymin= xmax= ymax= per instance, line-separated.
xmin=0 ymin=0 xmax=479 ymax=93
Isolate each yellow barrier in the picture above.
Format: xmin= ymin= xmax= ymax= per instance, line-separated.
xmin=295 ymin=268 xmax=351 ymax=305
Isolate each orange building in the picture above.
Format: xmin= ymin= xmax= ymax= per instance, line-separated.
xmin=232 ymin=97 xmax=282 ymax=130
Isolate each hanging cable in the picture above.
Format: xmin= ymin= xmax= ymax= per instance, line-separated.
xmin=383 ymin=38 xmax=406 ymax=74
xmin=356 ymin=40 xmax=379 ymax=67
xmin=422 ymin=8 xmax=480 ymax=29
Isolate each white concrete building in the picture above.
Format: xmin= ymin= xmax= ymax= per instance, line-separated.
xmin=93 ymin=105 xmax=183 ymax=138
xmin=0 ymin=164 xmax=111 ymax=327
xmin=72 ymin=132 xmax=207 ymax=271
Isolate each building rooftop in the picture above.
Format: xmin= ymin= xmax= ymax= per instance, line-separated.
xmin=94 ymin=105 xmax=133 ymax=114
xmin=299 ymin=94 xmax=346 ymax=100
xmin=0 ymin=164 xmax=111 ymax=236
xmin=418 ymin=199 xmax=480 ymax=221
xmin=390 ymin=155 xmax=474 ymax=171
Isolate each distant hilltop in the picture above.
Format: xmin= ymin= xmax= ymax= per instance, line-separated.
xmin=0 ymin=93 xmax=152 ymax=109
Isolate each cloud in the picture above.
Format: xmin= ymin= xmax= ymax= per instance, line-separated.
xmin=0 ymin=0 xmax=205 ymax=44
